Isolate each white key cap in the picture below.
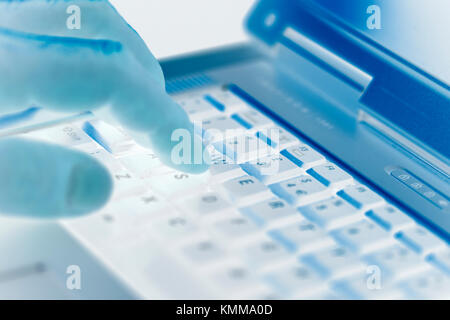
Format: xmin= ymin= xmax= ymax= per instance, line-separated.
xmin=178 ymin=96 xmax=221 ymax=121
xmin=213 ymin=214 xmax=261 ymax=242
xmin=302 ymin=246 xmax=367 ymax=279
xmin=366 ymin=205 xmax=416 ymax=233
xmin=180 ymin=192 xmax=232 ymax=218
xmin=220 ymin=175 xmax=273 ymax=206
xmin=281 ymin=144 xmax=326 ymax=170
xmin=87 ymin=148 xmax=124 ymax=172
xmin=216 ymin=134 xmax=273 ymax=164
xmin=82 ymin=120 xmax=135 ymax=155
xmin=307 ymin=162 xmax=353 ymax=189
xmin=426 ymin=248 xmax=450 ymax=275
xmin=395 ymin=226 xmax=447 ymax=255
xmin=181 ymin=238 xmax=226 ymax=266
xmin=338 ymin=184 xmax=385 ymax=210
xmin=201 ymin=116 xmax=243 ymax=143
xmin=241 ymin=154 xmax=303 ymax=184
xmin=151 ymin=214 xmax=200 ymax=243
xmin=210 ymin=264 xmax=264 ymax=297
xmin=205 ymin=90 xmax=248 ymax=114
xmin=118 ymin=152 xmax=162 ymax=178
xmin=299 ymin=197 xmax=362 ymax=230
xmin=148 ymin=170 xmax=209 ymax=198
xmin=22 ymin=123 xmax=94 ymax=150
xmin=243 ymin=238 xmax=293 ymax=270
xmin=365 ymin=244 xmax=431 ymax=280
xmin=400 ymin=270 xmax=450 ymax=299
xmin=240 ymin=198 xmax=301 ymax=228
xmin=265 ymin=264 xmax=327 ymax=298
xmin=332 ymin=219 xmax=394 ymax=254
xmin=257 ymin=126 xmax=299 ymax=151
xmin=209 ymin=159 xmax=245 ymax=183
xmin=270 ymin=175 xmax=330 ymax=206
xmin=231 ymin=110 xmax=273 ymax=130
xmin=111 ymin=169 xmax=146 ymax=200
xmin=207 ymin=148 xmax=245 ymax=182
xmin=269 ymin=220 xmax=334 ymax=254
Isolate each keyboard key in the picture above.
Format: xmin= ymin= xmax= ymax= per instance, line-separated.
xmin=270 ymin=175 xmax=330 ymax=206
xmin=365 ymin=244 xmax=431 ymax=280
xmin=257 ymin=126 xmax=299 ymax=151
xmin=201 ymin=116 xmax=243 ymax=143
xmin=87 ymin=148 xmax=124 ymax=172
xmin=24 ymin=123 xmax=93 ymax=148
xmin=148 ymin=170 xmax=209 ymax=198
xmin=151 ymin=214 xmax=200 ymax=243
xmin=205 ymin=90 xmax=248 ymax=114
xmin=210 ymin=264 xmax=264 ymax=297
xmin=395 ymin=226 xmax=447 ymax=255
xmin=307 ymin=162 xmax=353 ymax=189
xmin=181 ymin=192 xmax=232 ymax=217
xmin=281 ymin=145 xmax=326 ymax=170
xmin=181 ymin=239 xmax=226 ymax=266
xmin=265 ymin=264 xmax=327 ymax=298
xmin=118 ymin=152 xmax=162 ymax=178
xmin=82 ymin=120 xmax=135 ymax=155
xmin=299 ymin=197 xmax=362 ymax=230
xmin=240 ymin=198 xmax=300 ymax=228
xmin=241 ymin=154 xmax=303 ymax=185
xmin=178 ymin=96 xmax=221 ymax=121
xmin=243 ymin=238 xmax=292 ymax=271
xmin=332 ymin=219 xmax=394 ymax=254
xmin=213 ymin=214 xmax=261 ymax=241
xmin=111 ymin=169 xmax=146 ymax=200
xmin=337 ymin=184 xmax=385 ymax=210
xmin=269 ymin=220 xmax=334 ymax=254
xmin=302 ymin=246 xmax=367 ymax=279
xmin=209 ymin=159 xmax=245 ymax=183
xmin=400 ymin=270 xmax=450 ymax=299
xmin=217 ymin=134 xmax=273 ymax=164
xmin=366 ymin=205 xmax=416 ymax=233
xmin=220 ymin=175 xmax=273 ymax=206
xmin=231 ymin=110 xmax=273 ymax=130
xmin=426 ymin=248 xmax=450 ymax=275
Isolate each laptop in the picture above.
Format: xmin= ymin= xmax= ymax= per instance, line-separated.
xmin=0 ymin=0 xmax=449 ymax=299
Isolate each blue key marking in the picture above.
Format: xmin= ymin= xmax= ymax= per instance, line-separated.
xmin=365 ymin=210 xmax=392 ymax=231
xmin=306 ymin=168 xmax=330 ymax=187
xmin=203 ymin=94 xmax=225 ymax=112
xmin=267 ymin=230 xmax=297 ymax=253
xmin=256 ymin=131 xmax=276 ymax=148
xmin=394 ymin=231 xmax=422 ymax=254
xmin=299 ymin=255 xmax=330 ymax=278
xmin=425 ymin=254 xmax=450 ymax=275
xmin=280 ymin=149 xmax=303 ymax=167
xmin=82 ymin=121 xmax=112 ymax=153
xmin=0 ymin=107 xmax=41 ymax=129
xmin=231 ymin=114 xmax=252 ymax=129
xmin=337 ymin=190 xmax=362 ymax=209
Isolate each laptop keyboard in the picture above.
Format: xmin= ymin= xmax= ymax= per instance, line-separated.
xmin=4 ymin=85 xmax=450 ymax=299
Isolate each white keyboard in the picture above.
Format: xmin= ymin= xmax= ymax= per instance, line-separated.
xmin=8 ymin=86 xmax=450 ymax=299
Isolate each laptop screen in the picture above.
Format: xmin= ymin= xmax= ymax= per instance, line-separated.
xmin=308 ymin=0 xmax=450 ymax=86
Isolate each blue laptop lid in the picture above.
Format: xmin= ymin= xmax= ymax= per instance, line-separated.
xmin=246 ymin=0 xmax=450 ymax=164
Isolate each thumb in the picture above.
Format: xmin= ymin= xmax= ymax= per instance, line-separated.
xmin=0 ymin=138 xmax=112 ymax=218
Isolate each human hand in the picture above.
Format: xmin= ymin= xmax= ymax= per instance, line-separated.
xmin=0 ymin=0 xmax=209 ymax=218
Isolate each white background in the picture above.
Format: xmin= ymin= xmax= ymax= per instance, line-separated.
xmin=109 ymin=0 xmax=256 ymax=59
